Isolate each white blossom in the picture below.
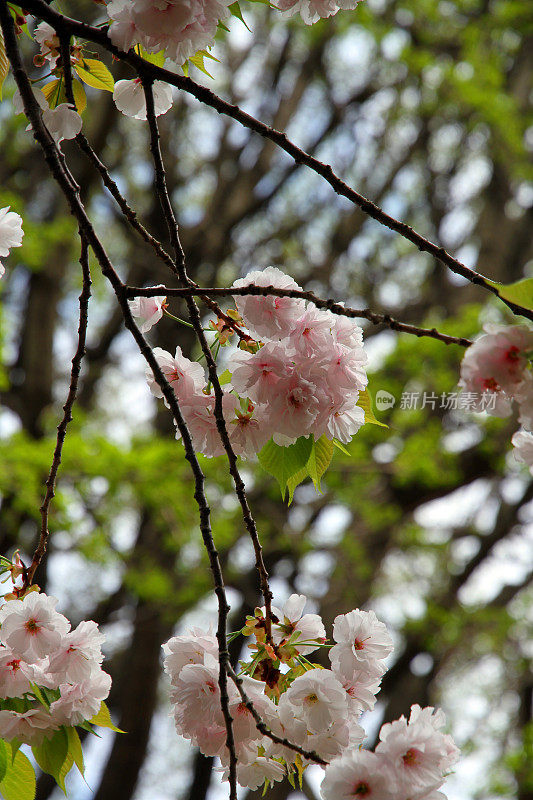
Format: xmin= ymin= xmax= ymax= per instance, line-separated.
xmin=113 ymin=79 xmax=173 ymax=120
xmin=0 ymin=593 xmax=70 ymax=664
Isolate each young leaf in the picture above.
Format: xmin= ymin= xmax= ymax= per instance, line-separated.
xmin=228 ymin=2 xmax=251 ymax=31
xmin=74 ymin=59 xmax=115 ymax=92
xmin=187 ymin=50 xmax=220 ymax=78
xmin=0 ymin=749 xmax=36 ymax=800
xmin=32 ymin=727 xmax=69 ymax=788
xmin=306 ymin=435 xmax=334 ymax=492
xmin=218 ymin=369 xmax=232 ymax=386
xmin=258 ymin=436 xmax=314 ymax=500
xmin=136 ymin=46 xmax=165 ymax=67
xmin=0 ymin=32 xmax=9 ymax=101
xmin=67 ymin=728 xmax=84 ymax=776
xmin=89 ymin=701 xmax=125 ymax=733
xmin=41 ymin=79 xmax=86 ymax=114
xmin=332 ymin=438 xmax=350 ymax=455
xmin=286 ymin=466 xmax=308 ymax=505
xmin=485 ymin=277 xmax=533 ymax=313
xmin=357 ymin=388 xmax=387 ymax=427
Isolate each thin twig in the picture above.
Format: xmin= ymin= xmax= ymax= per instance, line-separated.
xmin=13 ymin=0 xmax=533 ymax=322
xmin=22 ymin=235 xmax=91 ymax=591
xmin=142 ymin=79 xmax=275 ymax=651
xmin=125 ymin=284 xmax=473 ymax=347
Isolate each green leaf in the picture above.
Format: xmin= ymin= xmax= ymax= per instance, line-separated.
xmin=228 ymin=2 xmax=251 ymax=31
xmin=286 ymin=466 xmax=308 ymax=505
xmin=0 ymin=741 xmax=8 ymax=785
xmin=89 ymin=701 xmax=124 ymax=733
xmin=32 ymin=727 xmax=69 ymax=789
xmin=0 ymin=749 xmax=36 ymax=800
xmin=67 ymin=728 xmax=84 ymax=776
xmin=29 ymin=682 xmax=49 ymax=708
xmin=75 ymin=59 xmax=115 ymax=92
xmin=357 ymin=388 xmax=387 ymax=427
xmin=41 ymin=79 xmax=86 ymax=114
xmin=0 ymin=32 xmax=9 ymax=101
xmin=186 ymin=50 xmax=220 ymax=78
xmin=135 ymin=46 xmax=165 ymax=67
xmin=218 ymin=369 xmax=232 ymax=386
xmin=332 ymin=438 xmax=350 ymax=455
xmin=258 ymin=436 xmax=314 ymax=500
xmin=306 ymin=435 xmax=334 ymax=493
xmin=486 ymin=277 xmax=533 ymax=313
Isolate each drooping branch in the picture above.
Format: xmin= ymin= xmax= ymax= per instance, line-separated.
xmin=12 ymin=0 xmax=533 ymax=322
xmin=22 ymin=234 xmax=91 ymax=591
xmin=125 ymin=285 xmax=473 ymax=348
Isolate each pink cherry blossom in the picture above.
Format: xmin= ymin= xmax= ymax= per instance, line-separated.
xmin=227 ymin=401 xmax=271 ymax=459
xmin=47 ymin=620 xmax=105 ymax=684
xmin=376 ymin=705 xmax=460 ymax=797
xmin=181 ymin=391 xmax=237 ymax=457
xmin=230 ymin=342 xmax=290 ymax=404
xmin=0 ymin=206 xmax=24 ymax=259
xmin=42 ymin=104 xmax=83 ymax=148
xmin=279 ymin=0 xmax=362 ymax=25
xmin=0 ymin=647 xmax=38 ymax=698
xmin=49 ymin=669 xmax=112 ymax=726
xmin=147 ymin=346 xmax=205 ymax=402
xmin=271 ymin=593 xmax=326 ymax=655
xmin=320 ymin=750 xmax=394 ymax=800
xmin=267 ymin=373 xmax=322 ymax=444
xmin=511 ymin=429 xmax=533 ymax=474
xmin=162 ymin=627 xmax=219 ymax=684
xmin=113 ymin=79 xmax=173 ymax=120
xmin=129 ymin=293 xmax=167 ymax=332
xmin=232 ymin=266 xmax=306 ymax=340
xmin=0 ymin=593 xmax=70 ymax=664
xmin=0 ymin=708 xmax=59 ymax=746
xmin=459 ymin=324 xmax=533 ymax=416
xmin=282 ymin=668 xmax=348 ymax=733
xmin=330 ymin=609 xmax=393 ymax=673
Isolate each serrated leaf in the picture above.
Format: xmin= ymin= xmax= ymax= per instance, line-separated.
xmin=0 ymin=741 xmax=8 ymax=785
xmin=306 ymin=435 xmax=334 ymax=492
xmin=332 ymin=438 xmax=351 ymax=455
xmin=67 ymin=728 xmax=84 ymax=776
xmin=89 ymin=701 xmax=124 ymax=733
xmin=57 ymin=753 xmax=74 ymax=793
xmin=29 ymin=682 xmax=49 ymax=708
xmin=228 ymin=2 xmax=251 ymax=31
xmin=32 ymin=727 xmax=69 ymax=789
xmin=187 ymin=50 xmax=219 ymax=78
xmin=41 ymin=79 xmax=86 ymax=114
xmin=75 ymin=59 xmax=115 ymax=92
xmin=286 ymin=466 xmax=308 ymax=505
xmin=258 ymin=436 xmax=313 ymax=500
xmin=0 ymin=749 xmax=36 ymax=800
xmin=218 ymin=369 xmax=232 ymax=386
xmin=486 ymin=277 xmax=533 ymax=313
xmin=0 ymin=32 xmax=9 ymax=101
xmin=357 ymin=388 xmax=387 ymax=427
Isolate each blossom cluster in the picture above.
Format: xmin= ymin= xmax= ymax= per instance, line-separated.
xmin=0 ymin=591 xmax=111 ymax=745
xmin=140 ymin=266 xmax=368 ymax=458
xmin=458 ymin=324 xmax=533 ymax=473
xmin=0 ymin=206 xmax=24 ymax=279
xmin=163 ymin=594 xmax=459 ymax=797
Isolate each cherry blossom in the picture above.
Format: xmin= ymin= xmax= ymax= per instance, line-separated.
xmin=47 ymin=620 xmax=105 ymax=684
xmin=33 ymin=22 xmax=60 ymax=69
xmin=232 ymin=266 xmax=306 ymax=340
xmin=0 ymin=206 xmax=24 ymax=277
xmin=0 ymin=592 xmax=70 ymax=663
xmin=129 ymin=293 xmax=167 ymax=333
xmin=113 ymin=79 xmax=173 ymax=120
xmin=330 ymin=608 xmax=394 ymax=673
xmin=49 ymin=670 xmax=112 ymax=726
xmin=278 ymin=0 xmax=362 ymax=25
xmin=320 ymin=749 xmax=394 ymax=800
xmin=376 ymin=705 xmax=460 ymax=798
xmin=282 ymin=668 xmax=348 ymax=733
xmin=0 ymin=647 xmax=38 ymax=698
xmin=511 ymin=429 xmax=533 ymax=475
xmin=270 ymin=593 xmax=326 ymax=655
xmin=0 ymin=708 xmax=60 ymax=746
xmin=146 ymin=346 xmax=205 ymax=402
xmin=42 ymin=104 xmax=83 ymax=148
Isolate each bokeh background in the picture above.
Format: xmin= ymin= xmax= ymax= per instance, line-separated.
xmin=0 ymin=0 xmax=532 ymax=798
